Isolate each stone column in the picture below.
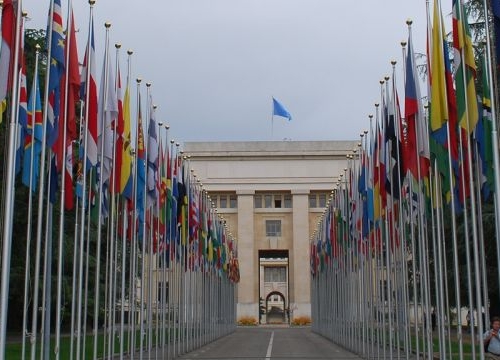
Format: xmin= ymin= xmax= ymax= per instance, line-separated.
xmin=291 ymin=189 xmax=311 ymax=319
xmin=236 ymin=190 xmax=256 ymax=320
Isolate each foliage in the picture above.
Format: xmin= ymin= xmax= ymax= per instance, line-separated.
xmin=237 ymin=316 xmax=258 ymax=326
xmin=291 ymin=316 xmax=311 ymax=326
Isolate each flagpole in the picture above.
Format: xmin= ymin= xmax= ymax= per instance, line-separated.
xmin=0 ymin=1 xmax=23 ymax=350
xmin=29 ymin=0 xmax=57 ymax=357
xmin=55 ymin=2 xmax=74 ymax=357
xmin=21 ymin=42 xmax=39 ymax=360
xmin=481 ymin=0 xmax=500 ymax=300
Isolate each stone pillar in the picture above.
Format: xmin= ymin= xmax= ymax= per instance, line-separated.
xmin=236 ymin=190 xmax=256 ymax=320
xmin=291 ymin=189 xmax=311 ymax=319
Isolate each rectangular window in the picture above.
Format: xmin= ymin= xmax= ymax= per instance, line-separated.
xmin=274 ymin=196 xmax=282 ymax=208
xmin=264 ymin=194 xmax=272 ymax=208
xmin=229 ymin=195 xmax=237 ymax=208
xmin=157 ymin=282 xmax=169 ymax=303
xmin=219 ymin=195 xmax=227 ymax=208
xmin=266 ymin=220 xmax=281 ymax=237
xmin=284 ymin=194 xmax=292 ymax=208
xmin=318 ymin=194 xmax=326 ymax=208
xmin=309 ymin=194 xmax=316 ymax=208
xmin=254 ymin=195 xmax=262 ymax=208
xmin=264 ymin=266 xmax=286 ymax=282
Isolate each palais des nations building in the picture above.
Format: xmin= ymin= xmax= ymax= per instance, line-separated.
xmin=184 ymin=140 xmax=357 ymax=323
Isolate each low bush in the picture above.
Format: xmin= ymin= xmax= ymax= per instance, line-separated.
xmin=291 ymin=316 xmax=311 ymax=326
xmin=237 ymin=316 xmax=258 ymax=326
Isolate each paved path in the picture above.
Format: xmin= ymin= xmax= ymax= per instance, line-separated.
xmin=176 ymin=326 xmax=362 ymax=359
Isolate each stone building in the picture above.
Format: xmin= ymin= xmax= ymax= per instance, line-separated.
xmin=184 ymin=141 xmax=357 ymax=323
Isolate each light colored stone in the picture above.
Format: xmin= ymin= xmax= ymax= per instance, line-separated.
xmin=184 ymin=140 xmax=356 ymax=322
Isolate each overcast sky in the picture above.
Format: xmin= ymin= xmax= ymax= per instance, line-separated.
xmin=24 ymin=0 xmax=452 ymax=144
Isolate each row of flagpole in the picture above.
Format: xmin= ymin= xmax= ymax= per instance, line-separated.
xmin=311 ymin=0 xmax=500 ymax=359
xmin=0 ymin=0 xmax=240 ymax=359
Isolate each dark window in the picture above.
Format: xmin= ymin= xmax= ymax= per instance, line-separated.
xmin=254 ymin=195 xmax=262 ymax=208
xmin=230 ymin=195 xmax=237 ymax=208
xmin=309 ymin=194 xmax=316 ymax=208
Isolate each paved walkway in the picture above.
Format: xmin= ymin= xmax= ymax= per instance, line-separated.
xmin=176 ymin=326 xmax=363 ymax=359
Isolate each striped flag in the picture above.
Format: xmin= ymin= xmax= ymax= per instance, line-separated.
xmin=81 ymin=17 xmax=98 ymax=168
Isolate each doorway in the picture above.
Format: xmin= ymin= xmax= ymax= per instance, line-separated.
xmin=259 ymin=249 xmax=289 ymax=324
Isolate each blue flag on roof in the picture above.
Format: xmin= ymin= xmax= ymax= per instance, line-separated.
xmin=272 ymin=97 xmax=292 ymax=121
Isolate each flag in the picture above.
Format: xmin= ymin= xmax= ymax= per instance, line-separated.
xmin=476 ymin=54 xmax=495 ymax=200
xmin=272 ymin=97 xmax=292 ymax=121
xmin=0 ymin=0 xmax=16 ymax=124
xmin=429 ymin=0 xmax=448 ymax=136
xmin=453 ymin=0 xmax=478 ymax=134
xmin=112 ymin=64 xmax=124 ymax=195
xmin=147 ymin=99 xmax=159 ymax=208
xmin=80 ymin=17 xmax=98 ymax=168
xmin=404 ymin=31 xmax=430 ymax=180
xmin=57 ymin=10 xmax=80 ymax=210
xmin=16 ymin=32 xmax=27 ymax=176
xmin=136 ymin=96 xmax=146 ymax=238
xmin=97 ymin=47 xmax=118 ymax=187
xmin=46 ymin=0 xmax=65 ymax=148
xmin=429 ymin=0 xmax=459 ymax=202
xmin=22 ymin=69 xmax=43 ymax=190
xmin=120 ymin=78 xmax=133 ymax=199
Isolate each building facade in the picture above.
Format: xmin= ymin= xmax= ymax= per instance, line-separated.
xmin=184 ymin=141 xmax=357 ymax=323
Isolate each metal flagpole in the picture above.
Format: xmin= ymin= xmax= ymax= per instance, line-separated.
xmin=136 ymin=78 xmax=145 ymax=360
xmin=81 ymin=190 xmax=93 ymax=360
xmin=455 ymin=3 xmax=486 ymax=358
xmin=114 ymin=45 xmax=128 ymax=360
xmin=28 ymin=0 xmax=55 ymax=357
xmin=144 ymin=82 xmax=152 ymax=357
xmin=55 ymin=2 xmax=74 ymax=357
xmin=481 ymin=0 xmax=500 ymax=297
xmin=21 ymin=44 xmax=39 ymax=360
xmin=89 ymin=20 xmax=112 ymax=360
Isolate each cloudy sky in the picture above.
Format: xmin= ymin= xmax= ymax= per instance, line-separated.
xmin=24 ymin=0 xmax=452 ymax=144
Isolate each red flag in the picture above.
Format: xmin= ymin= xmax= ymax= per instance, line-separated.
xmin=57 ymin=11 xmax=80 ymax=210
xmin=0 ymin=0 xmax=16 ymax=104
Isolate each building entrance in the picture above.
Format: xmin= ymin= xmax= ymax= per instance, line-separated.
xmin=258 ymin=250 xmax=289 ymax=324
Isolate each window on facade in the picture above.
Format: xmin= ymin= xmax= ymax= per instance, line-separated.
xmin=309 ymin=194 xmax=317 ymax=208
xmin=219 ymin=196 xmax=227 ymax=208
xmin=266 ymin=220 xmax=281 ymax=237
xmin=264 ymin=266 xmax=286 ymax=282
xmin=254 ymin=195 xmax=262 ymax=208
xmin=309 ymin=192 xmax=329 ymax=208
xmin=264 ymin=194 xmax=272 ymax=208
xmin=318 ymin=193 xmax=326 ymax=208
xmin=157 ymin=282 xmax=169 ymax=303
xmin=229 ymin=195 xmax=237 ymax=208
xmin=255 ymin=193 xmax=292 ymax=209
